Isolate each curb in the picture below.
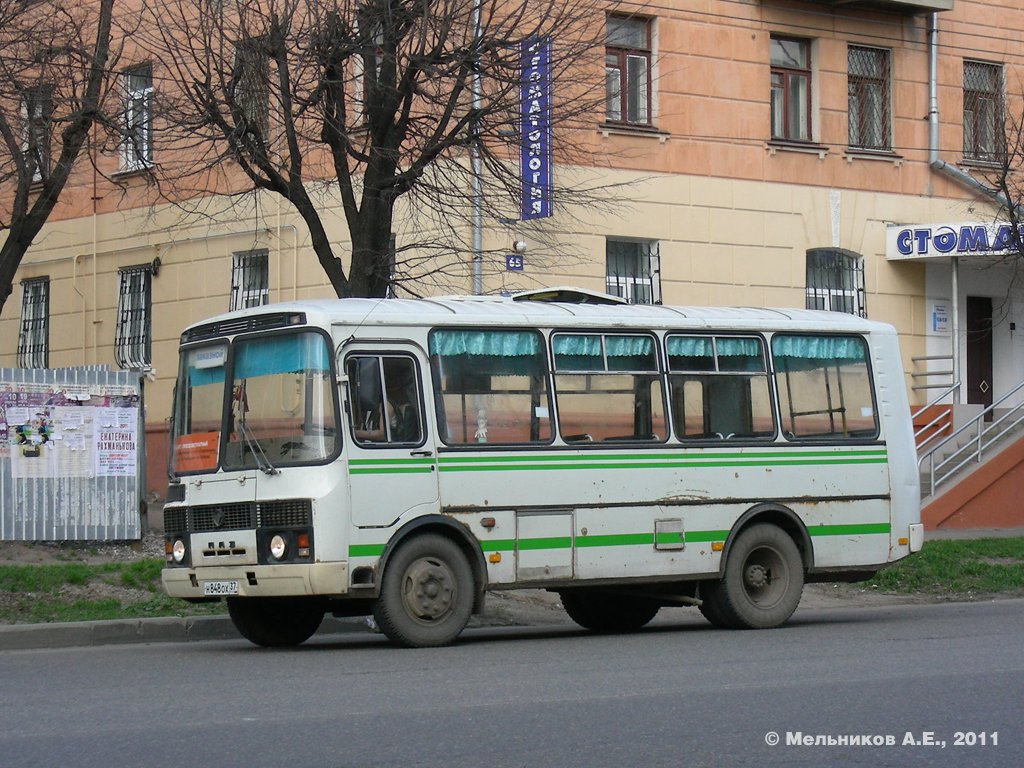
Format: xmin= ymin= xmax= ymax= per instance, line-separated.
xmin=0 ymin=615 xmax=369 ymax=652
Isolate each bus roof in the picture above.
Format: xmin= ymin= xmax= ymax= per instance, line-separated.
xmin=184 ymin=293 xmax=894 ymax=337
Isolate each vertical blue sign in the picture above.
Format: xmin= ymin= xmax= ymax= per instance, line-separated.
xmin=520 ymin=36 xmax=552 ymax=220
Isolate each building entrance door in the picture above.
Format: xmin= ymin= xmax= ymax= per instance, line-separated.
xmin=966 ymin=296 xmax=994 ymax=415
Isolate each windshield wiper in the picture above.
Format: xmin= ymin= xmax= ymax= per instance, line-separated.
xmin=237 ymin=415 xmax=279 ymax=476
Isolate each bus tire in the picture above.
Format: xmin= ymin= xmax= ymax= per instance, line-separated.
xmin=559 ymin=589 xmax=660 ymax=632
xmin=705 ymin=523 xmax=804 ymax=629
xmin=227 ymin=597 xmax=325 ymax=647
xmin=372 ymin=534 xmax=474 ymax=648
xmin=697 ymin=583 xmax=732 ymax=628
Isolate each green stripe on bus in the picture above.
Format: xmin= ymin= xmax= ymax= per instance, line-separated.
xmin=348 ymin=523 xmax=888 ymax=560
xmin=808 ymin=522 xmax=891 ymax=536
xmin=348 ymin=543 xmax=386 ymax=557
xmin=349 ymin=458 xmax=436 ymax=466
xmin=516 ymin=536 xmax=573 ymax=551
xmin=344 ymin=450 xmax=887 ymax=475
xmin=437 ymin=458 xmax=887 ymax=472
xmin=349 ymin=466 xmax=435 ymax=475
xmin=438 ymin=449 xmax=886 ymax=465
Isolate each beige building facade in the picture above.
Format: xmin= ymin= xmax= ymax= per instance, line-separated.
xmin=2 ymin=0 xmax=1022 ymax=498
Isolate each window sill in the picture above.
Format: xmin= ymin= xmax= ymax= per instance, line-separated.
xmin=598 ymin=123 xmax=670 ymax=143
xmin=113 ymin=164 xmax=154 ymax=180
xmin=844 ymin=148 xmax=903 ymax=166
xmin=959 ymin=157 xmax=1003 ymax=172
xmin=766 ymin=140 xmax=829 ymax=160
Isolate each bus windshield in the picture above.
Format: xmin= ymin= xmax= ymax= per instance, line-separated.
xmin=170 ymin=331 xmax=338 ymax=475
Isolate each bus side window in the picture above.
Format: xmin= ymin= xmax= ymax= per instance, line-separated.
xmin=347 ymin=355 xmax=424 ymax=445
xmin=667 ymin=335 xmax=774 ymax=441
xmin=428 ymin=329 xmax=552 ymax=445
xmin=771 ymin=334 xmax=878 ymax=440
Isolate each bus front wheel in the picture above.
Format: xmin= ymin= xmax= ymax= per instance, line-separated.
xmin=701 ymin=523 xmax=804 ymax=629
xmin=373 ymin=534 xmax=474 ymax=648
xmin=227 ymin=597 xmax=325 ymax=647
xmin=559 ymin=589 xmax=660 ymax=632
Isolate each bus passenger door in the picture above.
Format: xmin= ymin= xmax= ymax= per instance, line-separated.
xmin=343 ymin=348 xmax=439 ymax=528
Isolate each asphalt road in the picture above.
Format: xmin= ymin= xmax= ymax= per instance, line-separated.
xmin=1 ymin=599 xmax=1021 ymax=768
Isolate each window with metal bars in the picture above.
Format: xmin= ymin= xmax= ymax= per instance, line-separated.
xmin=805 ymin=248 xmax=866 ymax=318
xmin=606 ymin=240 xmax=660 ymax=305
xmin=114 ymin=265 xmax=153 ymax=370
xmin=848 ymin=45 xmax=891 ymax=151
xmin=17 ymin=277 xmax=49 ymax=369
xmin=605 ymin=16 xmax=652 ymax=126
xmin=963 ymin=60 xmax=1004 ymax=163
xmin=770 ymin=37 xmax=811 ymax=142
xmin=121 ymin=64 xmax=153 ymax=171
xmin=230 ymin=249 xmax=270 ymax=311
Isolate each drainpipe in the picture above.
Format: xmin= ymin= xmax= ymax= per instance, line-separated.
xmin=928 ymin=13 xmax=1008 ymax=209
xmin=926 ymin=11 xmax=1002 ymax=406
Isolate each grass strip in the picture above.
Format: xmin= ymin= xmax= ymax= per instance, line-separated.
xmin=868 ymin=538 xmax=1024 ymax=595
xmin=0 ymin=559 xmax=225 ymax=625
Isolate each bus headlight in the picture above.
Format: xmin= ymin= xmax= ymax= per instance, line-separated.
xmin=172 ymin=539 xmax=187 ymax=564
xmin=269 ymin=534 xmax=287 ymax=560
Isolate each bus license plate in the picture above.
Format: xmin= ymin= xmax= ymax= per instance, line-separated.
xmin=203 ymin=580 xmax=239 ymax=596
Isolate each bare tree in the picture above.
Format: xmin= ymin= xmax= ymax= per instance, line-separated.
xmin=0 ymin=0 xmax=118 ymax=316
xmin=144 ymin=0 xmax=623 ymax=298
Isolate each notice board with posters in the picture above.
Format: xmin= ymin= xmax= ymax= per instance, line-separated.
xmin=0 ymin=367 xmax=143 ymax=541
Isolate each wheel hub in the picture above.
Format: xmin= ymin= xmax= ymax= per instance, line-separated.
xmin=745 ymin=563 xmax=769 ymax=589
xmin=402 ymin=557 xmax=455 ymax=622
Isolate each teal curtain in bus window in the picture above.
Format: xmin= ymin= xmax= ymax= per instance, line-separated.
xmin=667 ymin=336 xmax=714 ymax=371
xmin=235 ymin=333 xmax=330 ymax=379
xmin=429 ymin=329 xmax=544 ymax=377
xmin=553 ymin=334 xmax=603 ymax=371
xmin=716 ymin=337 xmax=765 ymax=372
xmin=429 ymin=329 xmax=540 ymax=357
xmin=189 ymin=366 xmax=224 ymax=387
xmin=606 ymin=335 xmax=656 ymax=371
xmin=772 ymin=334 xmax=867 ymax=372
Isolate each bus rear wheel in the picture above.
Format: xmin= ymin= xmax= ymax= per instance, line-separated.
xmin=227 ymin=597 xmax=325 ymax=647
xmin=373 ymin=534 xmax=474 ymax=648
xmin=559 ymin=589 xmax=660 ymax=632
xmin=702 ymin=523 xmax=804 ymax=629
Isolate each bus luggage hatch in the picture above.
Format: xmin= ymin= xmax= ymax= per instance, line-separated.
xmin=516 ymin=510 xmax=573 ymax=581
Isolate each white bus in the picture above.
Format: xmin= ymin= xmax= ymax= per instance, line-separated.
xmin=162 ymin=289 xmax=923 ymax=647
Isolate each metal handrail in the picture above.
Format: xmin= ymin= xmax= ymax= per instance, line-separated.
xmin=918 ymin=378 xmax=1024 ymax=497
xmin=911 ymin=382 xmax=960 ymax=454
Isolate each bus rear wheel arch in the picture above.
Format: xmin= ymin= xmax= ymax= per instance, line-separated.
xmin=372 ymin=533 xmax=475 ymax=647
xmin=700 ymin=523 xmax=804 ymax=629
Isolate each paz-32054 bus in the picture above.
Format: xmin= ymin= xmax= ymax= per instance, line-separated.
xmin=162 ymin=290 xmax=922 ymax=647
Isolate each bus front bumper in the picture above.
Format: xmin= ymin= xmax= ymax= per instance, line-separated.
xmin=162 ymin=562 xmax=349 ymax=599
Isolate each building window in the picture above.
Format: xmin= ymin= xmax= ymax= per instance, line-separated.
xmin=17 ymin=277 xmax=49 ymax=369
xmin=605 ymin=16 xmax=651 ymax=126
xmin=963 ymin=60 xmax=1003 ymax=163
xmin=606 ymin=240 xmax=660 ymax=305
xmin=114 ymin=264 xmax=153 ymax=370
xmin=770 ymin=37 xmax=811 ymax=142
xmin=22 ymin=85 xmax=53 ymax=181
xmin=805 ymin=248 xmax=865 ymax=318
xmin=234 ymin=38 xmax=270 ymax=137
xmin=848 ymin=46 xmax=890 ymax=151
xmin=230 ymin=249 xmax=270 ymax=311
xmin=121 ymin=64 xmax=153 ymax=171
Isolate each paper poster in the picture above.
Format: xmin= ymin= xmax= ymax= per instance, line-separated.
xmin=94 ymin=407 xmax=139 ymax=477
